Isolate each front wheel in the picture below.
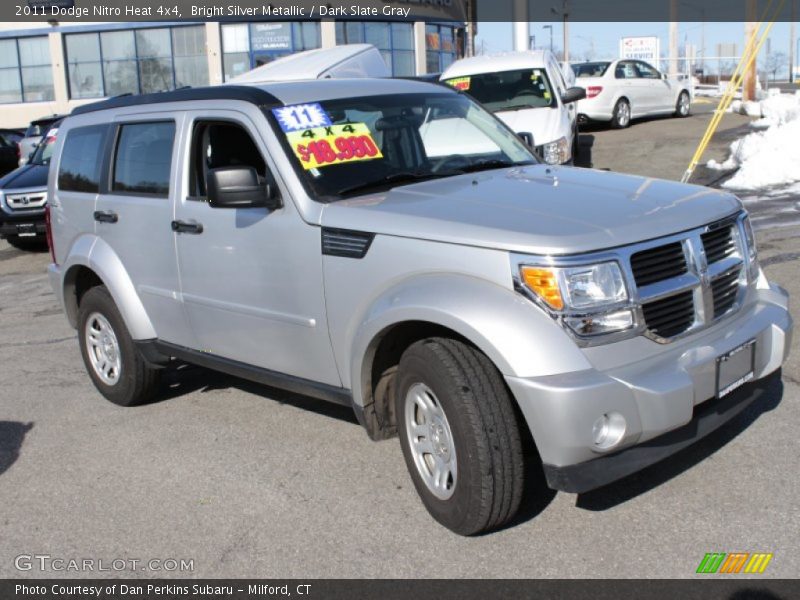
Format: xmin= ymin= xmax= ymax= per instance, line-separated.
xmin=396 ymin=338 xmax=525 ymax=535
xmin=77 ymin=286 xmax=161 ymax=406
xmin=675 ymin=91 xmax=691 ymax=117
xmin=611 ymin=98 xmax=631 ymax=129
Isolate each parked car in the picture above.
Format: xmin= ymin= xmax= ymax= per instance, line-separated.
xmin=47 ymin=81 xmax=791 ymax=536
xmin=18 ymin=115 xmax=64 ymax=166
xmin=440 ymin=50 xmax=585 ymax=164
xmin=0 ymin=123 xmax=58 ymax=249
xmin=0 ymin=129 xmax=24 ymax=176
xmin=571 ymin=60 xmax=692 ymax=128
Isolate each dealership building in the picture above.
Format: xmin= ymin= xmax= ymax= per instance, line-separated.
xmin=0 ymin=9 xmax=469 ymax=129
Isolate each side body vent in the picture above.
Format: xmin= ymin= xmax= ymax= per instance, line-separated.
xmin=321 ymin=227 xmax=374 ymax=259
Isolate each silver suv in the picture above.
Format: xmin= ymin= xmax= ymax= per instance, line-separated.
xmin=47 ymin=79 xmax=792 ymax=535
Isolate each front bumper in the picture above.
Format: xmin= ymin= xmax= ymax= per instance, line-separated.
xmin=0 ymin=210 xmax=46 ymax=238
xmin=505 ymin=282 xmax=792 ymax=493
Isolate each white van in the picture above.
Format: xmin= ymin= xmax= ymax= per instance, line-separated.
xmin=441 ymin=50 xmax=585 ymax=164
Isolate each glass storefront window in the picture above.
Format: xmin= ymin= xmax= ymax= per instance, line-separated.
xmin=336 ymin=21 xmax=414 ymax=77
xmin=0 ymin=36 xmax=54 ymax=103
xmin=221 ymin=22 xmax=321 ymax=81
xmin=65 ymin=26 xmax=207 ymax=99
xmin=426 ymin=24 xmax=459 ymax=74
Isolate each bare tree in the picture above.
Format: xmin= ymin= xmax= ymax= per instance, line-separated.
xmin=762 ymin=51 xmax=787 ymax=86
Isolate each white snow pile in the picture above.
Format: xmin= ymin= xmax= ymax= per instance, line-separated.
xmin=707 ymin=91 xmax=800 ymax=190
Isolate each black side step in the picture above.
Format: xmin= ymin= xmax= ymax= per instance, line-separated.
xmin=136 ymin=340 xmax=353 ymax=407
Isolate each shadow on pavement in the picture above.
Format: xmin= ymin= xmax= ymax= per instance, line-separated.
xmin=574 ymin=132 xmax=595 ymax=168
xmin=575 ymin=371 xmax=784 ymax=512
xmin=155 ymin=360 xmax=359 ymax=425
xmin=0 ymin=421 xmax=34 ymax=476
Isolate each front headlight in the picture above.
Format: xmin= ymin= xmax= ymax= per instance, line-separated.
xmin=741 ymin=214 xmax=758 ymax=278
xmin=520 ymin=261 xmax=634 ymax=336
xmin=541 ymin=136 xmax=571 ymax=164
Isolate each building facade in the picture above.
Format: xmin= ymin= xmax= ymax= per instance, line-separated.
xmin=0 ymin=19 xmax=466 ymax=128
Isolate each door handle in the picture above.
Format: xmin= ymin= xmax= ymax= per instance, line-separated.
xmin=171 ymin=220 xmax=203 ymax=234
xmin=93 ymin=210 xmax=118 ymax=224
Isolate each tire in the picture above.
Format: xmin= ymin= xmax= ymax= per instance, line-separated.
xmin=396 ymin=337 xmax=525 ymax=535
xmin=675 ymin=91 xmax=691 ymax=118
xmin=77 ymin=286 xmax=161 ymax=407
xmin=5 ymin=235 xmax=47 ymax=251
xmin=611 ymin=98 xmax=631 ymax=129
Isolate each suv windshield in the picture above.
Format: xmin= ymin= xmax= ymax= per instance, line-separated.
xmin=271 ymin=92 xmax=537 ymax=201
xmin=443 ymin=69 xmax=557 ymax=112
xmin=572 ymin=62 xmax=611 ymax=78
xmin=30 ymin=127 xmax=58 ymax=166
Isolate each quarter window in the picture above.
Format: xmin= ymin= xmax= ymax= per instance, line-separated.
xmin=58 ymin=126 xmax=107 ymax=193
xmin=112 ymin=122 xmax=175 ymax=196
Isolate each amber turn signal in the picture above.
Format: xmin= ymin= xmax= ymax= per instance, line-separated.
xmin=520 ymin=266 xmax=564 ymax=310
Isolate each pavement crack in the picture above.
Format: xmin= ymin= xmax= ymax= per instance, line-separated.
xmin=0 ymin=336 xmax=75 ymax=348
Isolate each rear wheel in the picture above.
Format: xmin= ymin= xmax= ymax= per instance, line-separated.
xmin=611 ymin=98 xmax=631 ymax=129
xmin=395 ymin=337 xmax=525 ymax=535
xmin=78 ymin=286 xmax=161 ymax=406
xmin=675 ymin=91 xmax=691 ymax=117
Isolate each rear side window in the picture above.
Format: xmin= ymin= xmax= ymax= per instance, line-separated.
xmin=112 ymin=122 xmax=175 ymax=197
xmin=58 ymin=125 xmax=106 ymax=193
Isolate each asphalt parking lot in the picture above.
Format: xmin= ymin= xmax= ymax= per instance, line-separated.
xmin=1 ymin=102 xmax=799 ymax=579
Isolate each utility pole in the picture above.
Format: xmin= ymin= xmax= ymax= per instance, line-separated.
xmin=669 ymin=0 xmax=679 ymax=76
xmin=562 ymin=1 xmax=570 ymax=63
xmin=790 ymin=0 xmax=796 ymax=83
xmin=744 ymin=0 xmax=758 ymax=101
xmin=512 ymin=0 xmax=530 ymax=53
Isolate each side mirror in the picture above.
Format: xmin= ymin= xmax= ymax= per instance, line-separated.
xmin=661 ymin=72 xmax=668 ymax=80
xmin=561 ymin=86 xmax=587 ymax=104
xmin=207 ymin=167 xmax=279 ymax=210
xmin=517 ymin=131 xmax=535 ymax=148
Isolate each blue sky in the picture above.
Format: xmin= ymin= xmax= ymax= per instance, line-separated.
xmin=476 ymin=21 xmax=798 ymax=76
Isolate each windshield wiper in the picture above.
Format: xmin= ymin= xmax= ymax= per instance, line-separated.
xmin=335 ymin=171 xmax=459 ymax=197
xmin=458 ymin=160 xmax=535 ymax=174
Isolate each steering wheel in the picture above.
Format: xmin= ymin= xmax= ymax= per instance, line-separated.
xmin=431 ymin=154 xmax=471 ymax=173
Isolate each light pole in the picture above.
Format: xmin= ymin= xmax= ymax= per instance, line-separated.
xmin=543 ymin=25 xmax=553 ymax=53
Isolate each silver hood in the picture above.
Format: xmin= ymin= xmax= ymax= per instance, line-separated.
xmin=320 ymin=165 xmax=742 ymax=256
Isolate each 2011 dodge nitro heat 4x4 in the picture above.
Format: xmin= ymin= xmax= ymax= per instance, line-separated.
xmin=46 ymin=79 xmax=792 ymax=535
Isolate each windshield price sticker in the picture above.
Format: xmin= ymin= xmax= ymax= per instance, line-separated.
xmin=286 ymin=123 xmax=383 ymax=170
xmin=445 ymin=77 xmax=471 ymax=91
xmin=272 ymin=103 xmax=332 ymax=132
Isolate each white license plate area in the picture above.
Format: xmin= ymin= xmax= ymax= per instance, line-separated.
xmin=16 ymin=223 xmax=36 ymax=237
xmin=716 ymin=340 xmax=756 ymax=398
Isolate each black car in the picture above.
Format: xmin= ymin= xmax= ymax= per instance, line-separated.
xmin=0 ymin=129 xmax=24 ymax=177
xmin=0 ymin=124 xmax=58 ymax=249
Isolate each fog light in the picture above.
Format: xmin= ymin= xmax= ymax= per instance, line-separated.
xmin=592 ymin=412 xmax=626 ymax=449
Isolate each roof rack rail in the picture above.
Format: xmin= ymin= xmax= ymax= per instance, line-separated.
xmin=70 ymin=85 xmax=282 ymax=117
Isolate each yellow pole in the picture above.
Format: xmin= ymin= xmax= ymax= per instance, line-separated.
xmin=680 ymin=0 xmax=784 ymax=183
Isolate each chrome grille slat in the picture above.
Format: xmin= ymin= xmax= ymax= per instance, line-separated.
xmin=641 ymin=290 xmax=695 ymax=338
xmin=630 ymin=241 xmax=687 ymax=286
xmin=627 ymin=216 xmax=747 ymax=343
xmin=702 ymin=226 xmax=736 ymax=264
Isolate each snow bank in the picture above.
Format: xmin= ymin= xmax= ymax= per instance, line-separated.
xmin=706 ymin=91 xmax=800 ymax=191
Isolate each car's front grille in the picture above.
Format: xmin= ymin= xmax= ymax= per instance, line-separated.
xmin=712 ymin=268 xmax=741 ymax=318
xmin=641 ymin=290 xmax=696 ymax=339
xmin=702 ymin=225 xmax=736 ymax=264
xmin=630 ymin=242 xmax=687 ymax=286
xmin=4 ymin=191 xmax=47 ymax=212
xmin=628 ymin=216 xmax=747 ymax=342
